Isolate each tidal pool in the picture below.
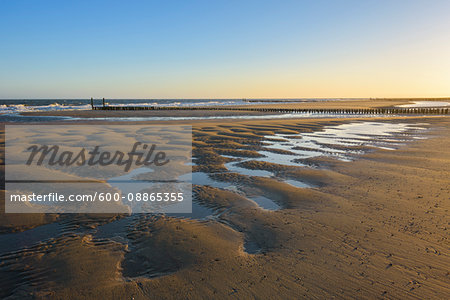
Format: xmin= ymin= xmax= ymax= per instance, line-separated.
xmin=254 ymin=121 xmax=427 ymax=165
xmin=207 ymin=121 xmax=428 ymax=194
xmin=248 ymin=195 xmax=281 ymax=211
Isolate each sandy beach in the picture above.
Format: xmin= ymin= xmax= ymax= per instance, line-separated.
xmin=2 ymin=0 xmax=450 ymax=297
xmin=1 ymin=108 xmax=449 ymax=299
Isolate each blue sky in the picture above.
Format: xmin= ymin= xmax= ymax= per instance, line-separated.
xmin=1 ymin=0 xmax=449 ymax=98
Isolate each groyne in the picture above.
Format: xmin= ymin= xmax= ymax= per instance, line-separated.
xmin=91 ymin=105 xmax=449 ymax=115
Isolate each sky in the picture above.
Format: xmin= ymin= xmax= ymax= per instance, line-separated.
xmin=0 ymin=0 xmax=449 ymax=99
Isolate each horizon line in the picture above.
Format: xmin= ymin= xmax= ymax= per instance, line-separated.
xmin=1 ymin=97 xmax=449 ymax=101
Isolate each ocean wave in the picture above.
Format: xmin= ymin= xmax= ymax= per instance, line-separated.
xmin=106 ymin=100 xmax=240 ymax=107
xmin=0 ymin=103 xmax=92 ymax=113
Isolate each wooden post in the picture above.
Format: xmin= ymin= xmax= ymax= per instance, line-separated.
xmin=102 ymin=98 xmax=105 ymax=107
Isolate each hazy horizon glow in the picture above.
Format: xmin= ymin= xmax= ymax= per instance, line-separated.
xmin=1 ymin=0 xmax=449 ymax=99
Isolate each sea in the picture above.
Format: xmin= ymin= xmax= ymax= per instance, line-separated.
xmin=0 ymin=98 xmax=360 ymax=122
xmin=0 ymin=98 xmax=355 ymax=113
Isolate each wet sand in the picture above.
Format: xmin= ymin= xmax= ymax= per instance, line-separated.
xmin=0 ymin=113 xmax=449 ymax=299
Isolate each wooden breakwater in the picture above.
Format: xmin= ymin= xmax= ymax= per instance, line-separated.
xmin=92 ymin=105 xmax=449 ymax=115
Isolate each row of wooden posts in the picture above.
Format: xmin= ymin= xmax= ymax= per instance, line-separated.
xmin=90 ymin=98 xmax=449 ymax=115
